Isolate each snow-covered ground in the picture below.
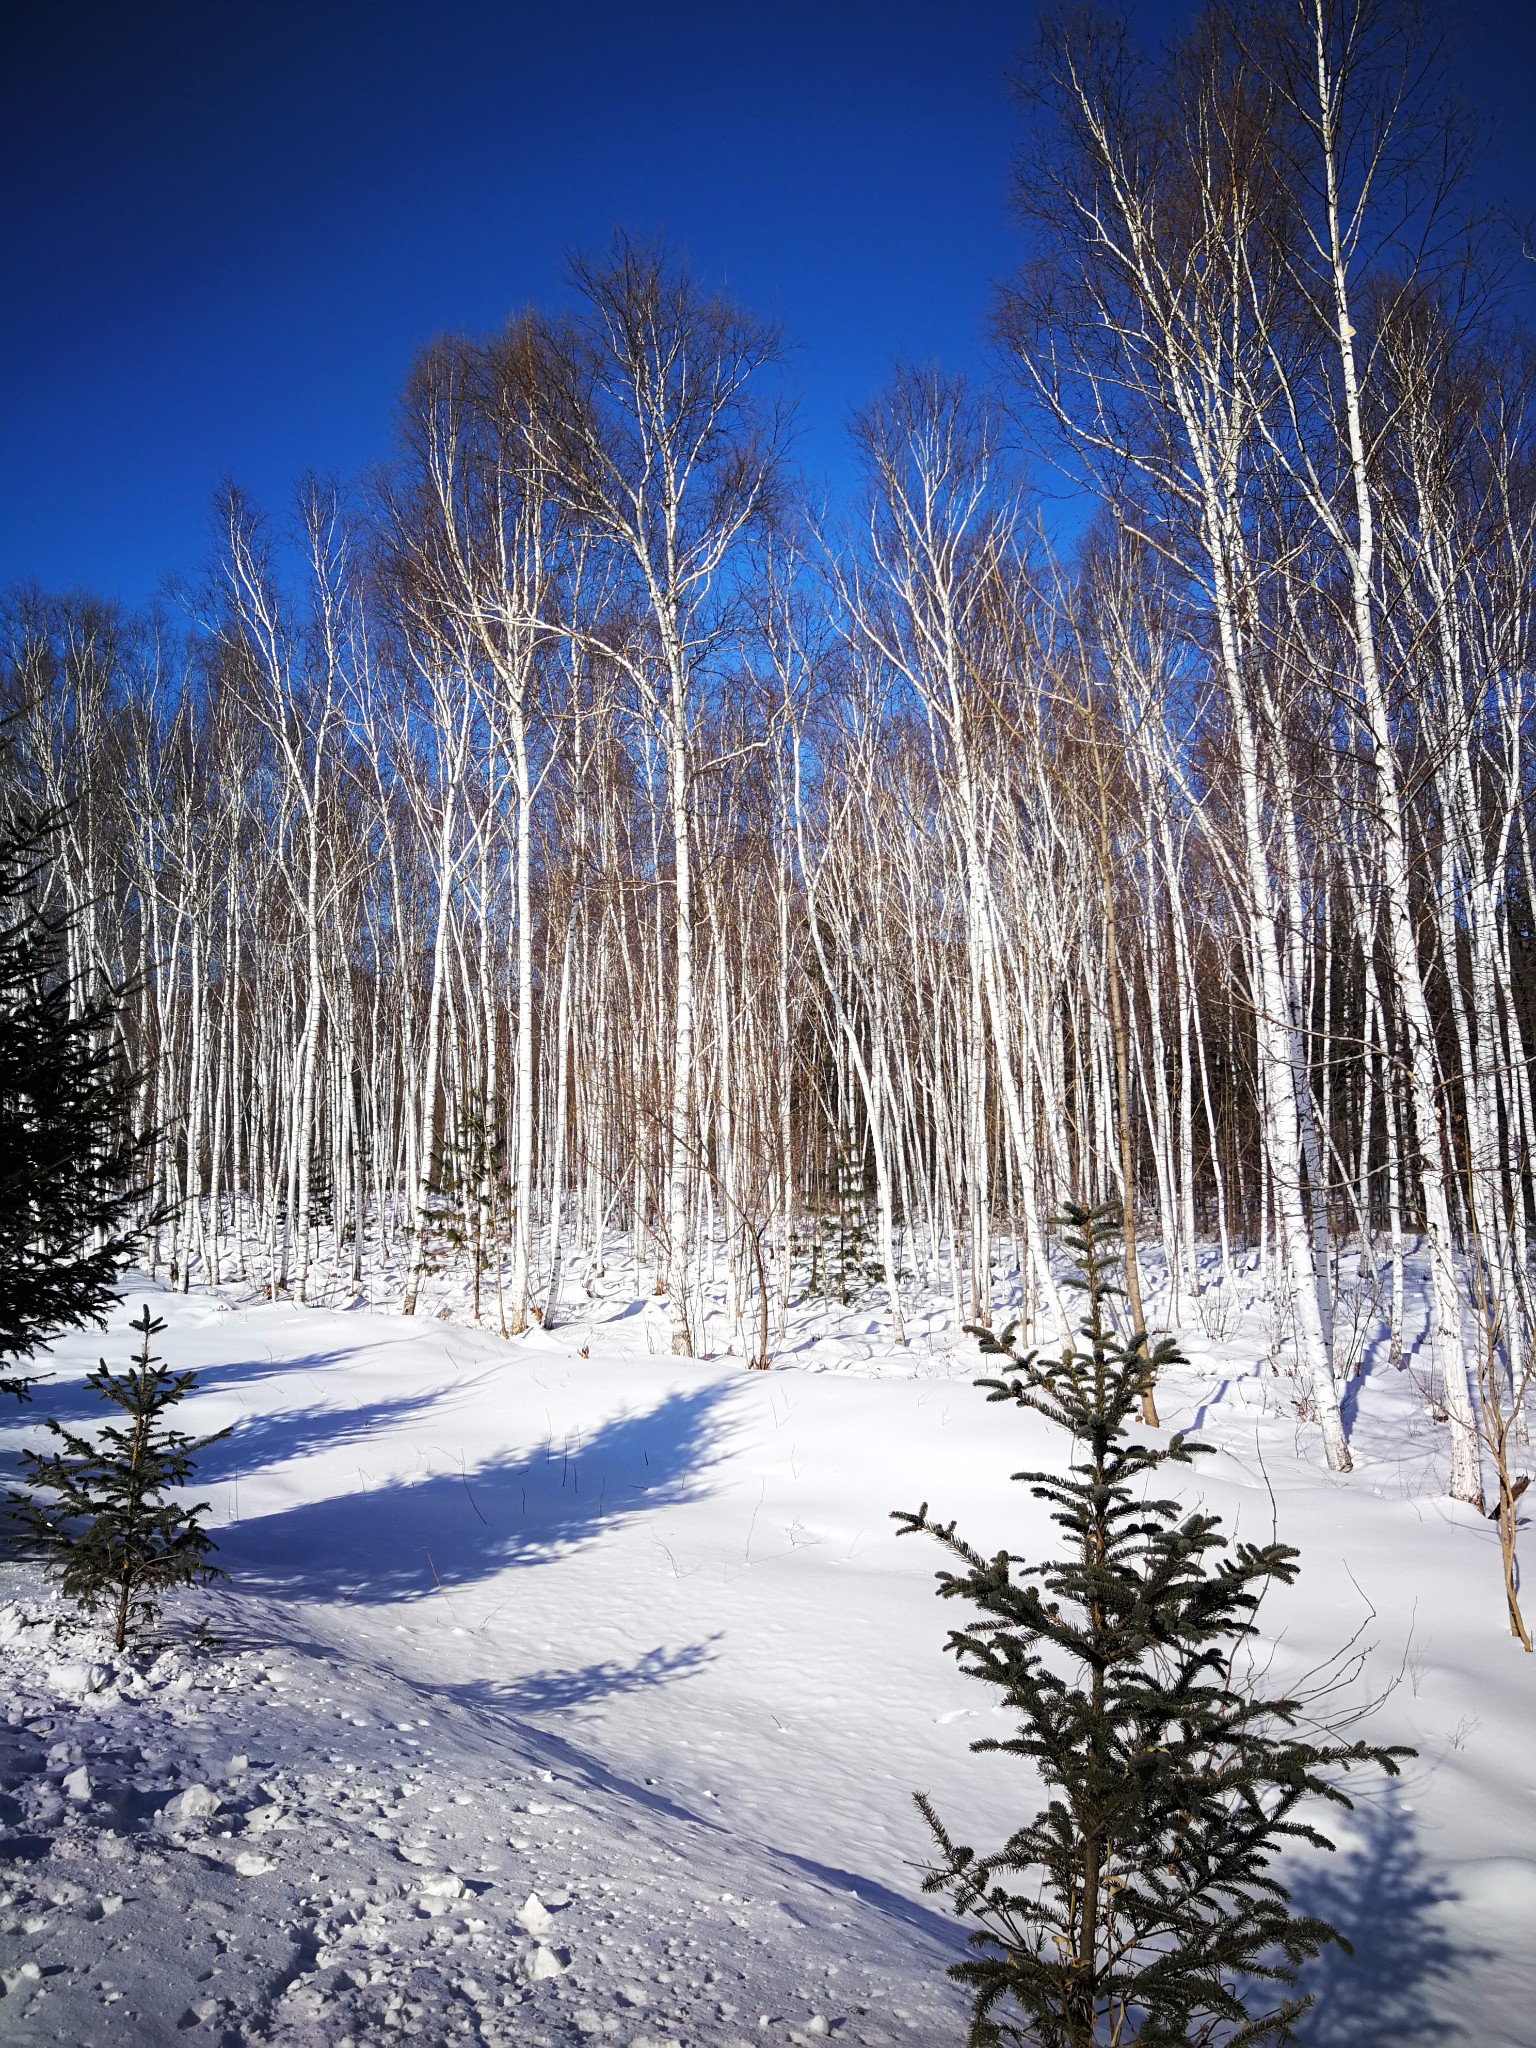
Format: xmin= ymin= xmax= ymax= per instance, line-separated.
xmin=1 ymin=1255 xmax=1532 ymax=2045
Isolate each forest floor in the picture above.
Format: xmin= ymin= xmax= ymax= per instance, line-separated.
xmin=0 ymin=1248 xmax=1532 ymax=2046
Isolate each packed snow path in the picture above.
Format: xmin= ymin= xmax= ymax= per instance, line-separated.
xmin=1 ymin=1271 xmax=1533 ymax=2044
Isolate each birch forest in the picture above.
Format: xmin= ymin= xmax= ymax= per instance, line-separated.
xmin=5 ymin=0 xmax=1534 ymax=1505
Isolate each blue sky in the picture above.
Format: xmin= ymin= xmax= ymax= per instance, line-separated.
xmin=2 ymin=1 xmax=1532 ymax=608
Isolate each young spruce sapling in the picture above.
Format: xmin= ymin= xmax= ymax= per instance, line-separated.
xmin=13 ymin=1304 xmax=229 ymax=1650
xmin=894 ymin=1202 xmax=1411 ymax=2047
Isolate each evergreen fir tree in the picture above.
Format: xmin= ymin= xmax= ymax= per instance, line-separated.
xmin=894 ymin=1202 xmax=1411 ymax=2048
xmin=432 ymin=1095 xmax=505 ymax=1323
xmin=12 ymin=1304 xmax=229 ymax=1650
xmin=808 ymin=1134 xmax=883 ymax=1305
xmin=833 ymin=1135 xmax=881 ymax=1304
xmin=0 ymin=805 xmax=148 ymax=1399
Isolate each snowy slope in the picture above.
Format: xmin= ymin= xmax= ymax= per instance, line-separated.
xmin=0 ymin=1267 xmax=1531 ymax=2045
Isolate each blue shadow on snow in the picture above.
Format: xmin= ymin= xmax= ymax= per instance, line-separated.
xmin=220 ymin=1380 xmax=733 ymax=1605
xmin=195 ymin=1382 xmax=448 ymax=1485
xmin=1289 ymin=1788 xmax=1471 ymax=2046
xmin=0 ymin=1341 xmax=367 ymax=1431
xmin=462 ymin=1636 xmax=722 ymax=1715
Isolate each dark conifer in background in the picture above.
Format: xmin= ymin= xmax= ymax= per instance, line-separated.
xmin=894 ymin=1203 xmax=1411 ymax=2048
xmin=0 ymin=802 xmax=147 ymax=1399
xmin=12 ymin=1304 xmax=228 ymax=1649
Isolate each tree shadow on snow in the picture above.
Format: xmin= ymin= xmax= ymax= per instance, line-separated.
xmin=220 ymin=1381 xmax=733 ymax=1605
xmin=194 ymin=1382 xmax=448 ymax=1484
xmin=1288 ymin=1788 xmax=1471 ymax=2047
xmin=0 ymin=1341 xmax=368 ymax=1432
xmin=182 ymin=1342 xmax=371 ymax=1397
xmin=460 ymin=1636 xmax=722 ymax=1714
xmin=773 ymin=1848 xmax=970 ymax=1956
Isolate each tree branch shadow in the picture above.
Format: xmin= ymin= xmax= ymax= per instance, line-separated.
xmin=0 ymin=1343 xmax=366 ymax=1432
xmin=219 ymin=1381 xmax=734 ymax=1604
xmin=1289 ymin=1787 xmax=1472 ymax=2047
xmin=453 ymin=1635 xmax=722 ymax=1714
xmin=195 ymin=1384 xmax=446 ymax=1483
